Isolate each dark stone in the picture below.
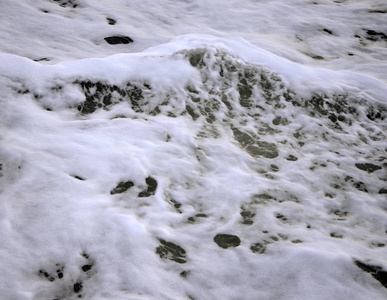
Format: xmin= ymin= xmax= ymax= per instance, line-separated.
xmin=186 ymin=105 xmax=200 ymax=120
xmin=180 ymin=270 xmax=190 ymax=278
xmin=365 ymin=30 xmax=387 ymax=41
xmin=312 ymin=55 xmax=324 ymax=60
xmin=366 ymin=106 xmax=385 ymax=121
xmin=187 ymin=49 xmax=206 ymax=67
xmin=111 ymin=181 xmax=134 ymax=195
xmin=106 ymin=18 xmax=116 ymax=25
xmin=353 ymin=181 xmax=368 ymax=192
xmin=56 ymin=265 xmax=64 ymax=279
xmin=187 ymin=216 xmax=195 ymax=223
xmin=232 ymin=128 xmax=256 ymax=148
xmin=354 ymin=260 xmax=387 ymax=289
xmin=355 ymin=163 xmax=382 ymax=173
xmin=276 ymin=213 xmax=288 ymax=222
xmin=138 ymin=176 xmax=158 ymax=197
xmin=39 ymin=269 xmax=55 ymax=282
xmin=238 ymin=78 xmax=253 ymax=107
xmin=323 ymin=28 xmax=333 ymax=35
xmin=246 ymin=141 xmax=279 ymax=159
xmin=369 ymin=10 xmax=387 ymax=14
xmin=328 ymin=114 xmax=337 ymax=123
xmin=250 ymin=242 xmax=266 ymax=254
xmin=338 ymin=115 xmax=346 ymax=122
xmin=82 ymin=264 xmax=92 ymax=272
xmin=156 ymin=239 xmax=186 ymax=263
xmin=53 ymin=0 xmax=77 ymax=8
xmin=240 ymin=208 xmax=255 ymax=225
xmin=73 ymin=282 xmax=83 ymax=293
xmin=104 ymin=36 xmax=133 ymax=45
xmin=291 ymin=239 xmax=303 ymax=243
xmin=330 ymin=232 xmax=343 ymax=238
xmin=196 ymin=213 xmax=208 ymax=218
xmin=78 ymin=96 xmax=97 ymax=114
xmin=272 ymin=116 xmax=281 ymax=125
xmin=286 ymin=155 xmax=298 ymax=161
xmin=213 ymin=234 xmax=241 ymax=249
xmin=378 ymin=188 xmax=387 ymax=194
xmin=33 ymin=57 xmax=50 ymax=62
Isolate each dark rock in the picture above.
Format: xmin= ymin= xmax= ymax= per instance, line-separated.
xmin=323 ymin=28 xmax=333 ymax=35
xmin=138 ymin=176 xmax=158 ymax=197
xmin=232 ymin=128 xmax=256 ymax=148
xmin=328 ymin=113 xmax=337 ymax=123
xmin=240 ymin=207 xmax=255 ymax=225
xmin=238 ymin=78 xmax=253 ymax=107
xmin=187 ymin=216 xmax=195 ymax=223
xmin=355 ymin=163 xmax=382 ymax=173
xmin=291 ymin=239 xmax=303 ymax=243
xmin=180 ymin=270 xmax=190 ymax=278
xmin=250 ymin=242 xmax=266 ymax=254
xmin=33 ymin=57 xmax=50 ymax=62
xmin=81 ymin=264 xmax=92 ymax=272
xmin=366 ymin=106 xmax=384 ymax=121
xmin=53 ymin=0 xmax=77 ymax=8
xmin=214 ymin=234 xmax=241 ymax=249
xmin=156 ymin=239 xmax=186 ymax=263
xmin=330 ymin=232 xmax=343 ymax=238
xmin=312 ymin=55 xmax=324 ymax=60
xmin=111 ymin=181 xmax=134 ymax=195
xmin=286 ymin=155 xmax=298 ymax=161
xmin=369 ymin=10 xmax=387 ymax=14
xmin=73 ymin=282 xmax=83 ymax=293
xmin=379 ymin=188 xmax=387 ymax=194
xmin=56 ymin=265 xmax=64 ymax=279
xmin=272 ymin=116 xmax=281 ymax=125
xmin=196 ymin=213 xmax=208 ymax=218
xmin=39 ymin=269 xmax=55 ymax=282
xmin=353 ymin=181 xmax=368 ymax=192
xmin=186 ymin=48 xmax=206 ymax=67
xmin=276 ymin=213 xmax=288 ymax=222
xmin=106 ymin=18 xmax=116 ymax=25
xmin=365 ymin=30 xmax=387 ymax=41
xmin=354 ymin=260 xmax=387 ymax=289
xmin=246 ymin=141 xmax=279 ymax=159
xmin=75 ymin=80 xmax=145 ymax=115
xmin=272 ymin=116 xmax=289 ymax=126
xmin=104 ymin=36 xmax=133 ymax=45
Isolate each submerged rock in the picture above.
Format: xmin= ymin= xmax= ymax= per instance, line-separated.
xmin=213 ymin=234 xmax=241 ymax=249
xmin=138 ymin=176 xmax=158 ymax=197
xmin=110 ymin=181 xmax=134 ymax=195
xmin=156 ymin=239 xmax=187 ymax=263
xmin=355 ymin=163 xmax=382 ymax=173
xmin=104 ymin=36 xmax=133 ymax=44
xmin=354 ymin=260 xmax=387 ymax=289
xmin=106 ymin=18 xmax=116 ymax=25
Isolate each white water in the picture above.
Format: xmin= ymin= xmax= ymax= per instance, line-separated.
xmin=0 ymin=1 xmax=386 ymax=300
